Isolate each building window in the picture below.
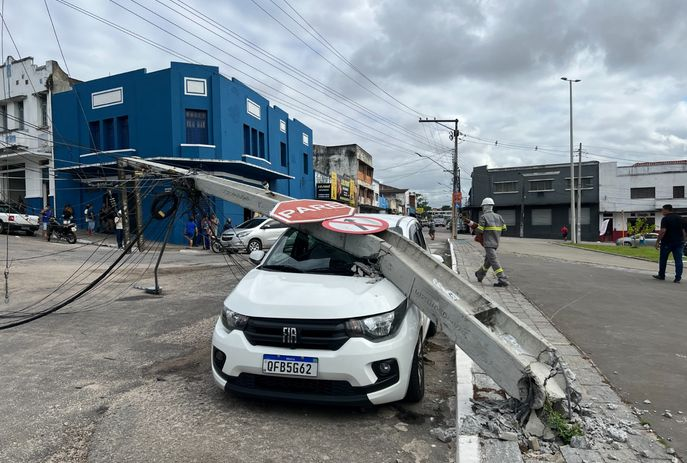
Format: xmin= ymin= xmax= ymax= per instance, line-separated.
xmin=565 ymin=177 xmax=594 ymax=190
xmin=279 ymin=119 xmax=286 ymax=133
xmin=258 ymin=131 xmax=265 ymax=158
xmin=38 ymin=94 xmax=48 ymax=127
xmin=117 ymin=116 xmax=129 ymax=149
xmin=673 ymin=186 xmax=684 ymax=199
xmin=0 ymin=105 xmax=6 ymax=131
xmin=246 ymin=98 xmax=261 ymax=120
xmin=16 ymin=101 xmax=24 ymax=129
xmin=88 ymin=120 xmax=100 ymax=151
xmin=184 ymin=77 xmax=207 ymax=96
xmin=531 ymin=209 xmax=552 ymax=226
xmin=499 ymin=209 xmax=516 ymax=226
xmin=280 ymin=142 xmax=287 ymax=167
xmin=630 ymin=187 xmax=655 ymax=199
xmin=302 ymin=133 xmax=309 ymax=146
xmin=185 ymin=109 xmax=208 ymax=144
xmin=243 ymin=124 xmax=250 ymax=154
xmin=529 ymin=179 xmax=554 ymax=192
xmin=303 ymin=153 xmax=308 ymax=175
xmin=91 ymin=87 xmax=124 ymax=109
xmin=251 ymin=128 xmax=258 ymax=156
xmin=103 ymin=118 xmax=115 ymax=151
xmin=493 ymin=181 xmax=518 ymax=193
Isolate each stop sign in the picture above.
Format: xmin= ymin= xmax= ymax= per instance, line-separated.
xmin=270 ymin=199 xmax=355 ymax=224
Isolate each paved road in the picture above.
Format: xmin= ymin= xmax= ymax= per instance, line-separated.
xmin=0 ymin=233 xmax=457 ymax=463
xmin=493 ymin=237 xmax=687 ymax=457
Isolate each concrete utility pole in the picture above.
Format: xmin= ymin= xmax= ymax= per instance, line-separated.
xmin=133 ymin=171 xmax=145 ymax=252
xmin=561 ymin=77 xmax=580 ymax=244
xmin=419 ymin=118 xmax=460 ymax=240
xmin=577 ymin=142 xmax=582 ymax=243
xmin=117 ymin=158 xmax=130 ymax=251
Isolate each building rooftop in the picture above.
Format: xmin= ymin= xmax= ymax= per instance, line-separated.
xmin=632 ymin=160 xmax=687 ymax=167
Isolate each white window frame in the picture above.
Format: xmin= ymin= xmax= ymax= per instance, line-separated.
xmin=279 ymin=119 xmax=286 ymax=133
xmin=302 ymin=133 xmax=309 ymax=146
xmin=493 ymin=181 xmax=519 ymax=194
xmin=246 ymin=98 xmax=261 ymax=120
xmin=91 ymin=87 xmax=124 ymax=109
xmin=564 ymin=176 xmax=594 ymax=191
xmin=184 ymin=77 xmax=207 ymax=96
xmin=528 ymin=178 xmax=555 ymax=192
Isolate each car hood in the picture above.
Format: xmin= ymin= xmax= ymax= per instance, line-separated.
xmin=224 ymin=269 xmax=406 ymax=319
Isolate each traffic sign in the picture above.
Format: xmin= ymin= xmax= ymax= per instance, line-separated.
xmin=321 ymin=216 xmax=389 ymax=235
xmin=270 ymin=199 xmax=355 ymax=224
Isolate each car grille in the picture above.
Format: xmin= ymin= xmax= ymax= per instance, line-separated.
xmin=243 ymin=317 xmax=349 ymax=350
xmin=230 ymin=373 xmax=359 ymax=396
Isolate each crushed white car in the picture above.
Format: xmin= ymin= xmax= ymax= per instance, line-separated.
xmin=0 ymin=202 xmax=39 ymax=235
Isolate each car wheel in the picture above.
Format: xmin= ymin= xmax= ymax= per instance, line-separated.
xmin=211 ymin=240 xmax=223 ymax=254
xmin=404 ymin=335 xmax=425 ymax=403
xmin=427 ymin=321 xmax=437 ymax=338
xmin=247 ymin=239 xmax=262 ymax=252
xmin=623 ymin=242 xmax=631 ymax=246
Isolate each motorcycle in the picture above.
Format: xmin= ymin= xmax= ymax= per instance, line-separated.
xmin=47 ymin=218 xmax=77 ymax=244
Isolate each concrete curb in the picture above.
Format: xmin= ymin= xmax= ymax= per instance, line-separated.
xmin=552 ymin=241 xmax=674 ymax=266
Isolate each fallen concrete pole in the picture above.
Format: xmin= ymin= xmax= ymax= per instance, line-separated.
xmin=122 ymin=157 xmax=578 ymax=409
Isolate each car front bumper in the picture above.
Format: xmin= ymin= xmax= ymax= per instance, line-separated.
xmin=211 ymin=310 xmax=420 ymax=406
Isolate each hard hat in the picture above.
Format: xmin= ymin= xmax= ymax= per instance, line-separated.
xmin=481 ymin=197 xmax=495 ymax=206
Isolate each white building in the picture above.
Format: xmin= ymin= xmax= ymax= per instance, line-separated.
xmin=0 ymin=56 xmax=74 ymax=213
xmin=599 ymin=160 xmax=687 ymax=240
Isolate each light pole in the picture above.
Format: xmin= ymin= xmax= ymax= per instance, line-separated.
xmin=561 ymin=77 xmax=581 ymax=243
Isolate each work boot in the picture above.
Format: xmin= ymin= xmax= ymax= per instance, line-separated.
xmin=474 ymin=271 xmax=484 ymax=283
xmin=652 ymin=275 xmax=665 ymax=281
xmin=675 ymin=278 xmax=681 ymax=284
xmin=493 ymin=280 xmax=509 ymax=287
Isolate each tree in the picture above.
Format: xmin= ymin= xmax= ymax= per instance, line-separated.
xmin=440 ymin=205 xmax=451 ymax=211
xmin=627 ymin=217 xmax=655 ymax=237
xmin=416 ymin=194 xmax=430 ymax=217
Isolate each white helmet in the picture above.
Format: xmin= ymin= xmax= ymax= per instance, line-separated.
xmin=481 ymin=197 xmax=495 ymax=206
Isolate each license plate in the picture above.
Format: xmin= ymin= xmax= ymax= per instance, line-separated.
xmin=262 ymin=354 xmax=318 ymax=377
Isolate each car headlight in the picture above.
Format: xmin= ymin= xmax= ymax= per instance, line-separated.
xmin=220 ymin=306 xmax=249 ymax=332
xmin=236 ymin=231 xmax=251 ymax=238
xmin=345 ymin=301 xmax=407 ymax=341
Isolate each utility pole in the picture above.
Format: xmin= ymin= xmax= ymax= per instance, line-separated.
xmin=133 ymin=170 xmax=145 ymax=252
xmin=419 ymin=118 xmax=460 ymax=240
xmin=519 ymin=174 xmax=525 ymax=238
xmin=577 ymin=142 xmax=582 ymax=243
xmin=117 ymin=158 xmax=130 ymax=251
xmin=561 ymin=77 xmax=580 ymax=244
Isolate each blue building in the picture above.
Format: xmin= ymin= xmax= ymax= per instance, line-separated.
xmin=52 ymin=62 xmax=314 ymax=243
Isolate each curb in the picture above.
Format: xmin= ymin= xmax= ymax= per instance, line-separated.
xmin=551 ymin=241 xmax=671 ymax=266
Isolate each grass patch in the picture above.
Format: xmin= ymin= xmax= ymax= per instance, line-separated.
xmin=569 ymin=243 xmax=659 ymax=262
xmin=543 ymin=401 xmax=584 ymax=445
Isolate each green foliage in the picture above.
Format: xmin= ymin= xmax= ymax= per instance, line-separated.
xmin=627 ymin=217 xmax=655 ymax=236
xmin=543 ymin=401 xmax=584 ymax=445
xmin=440 ymin=205 xmax=451 ymax=211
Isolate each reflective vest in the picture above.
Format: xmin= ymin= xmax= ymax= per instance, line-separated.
xmin=476 ymin=211 xmax=507 ymax=248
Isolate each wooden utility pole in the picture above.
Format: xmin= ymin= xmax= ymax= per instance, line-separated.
xmin=419 ymin=118 xmax=460 ymax=239
xmin=133 ymin=171 xmax=144 ymax=251
xmin=117 ymin=158 xmax=130 ymax=251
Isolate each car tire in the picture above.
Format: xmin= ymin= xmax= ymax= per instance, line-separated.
xmin=427 ymin=321 xmax=437 ymax=338
xmin=247 ymin=239 xmax=262 ymax=252
xmin=623 ymin=242 xmax=631 ymax=246
xmin=404 ymin=335 xmax=425 ymax=403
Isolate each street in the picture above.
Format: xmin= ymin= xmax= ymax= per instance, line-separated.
xmin=0 ymin=233 xmax=456 ymax=463
xmin=492 ymin=236 xmax=687 ymax=457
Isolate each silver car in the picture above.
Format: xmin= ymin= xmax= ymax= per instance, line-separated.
xmin=615 ymin=233 xmax=659 ymax=246
xmin=220 ymin=217 xmax=288 ymax=252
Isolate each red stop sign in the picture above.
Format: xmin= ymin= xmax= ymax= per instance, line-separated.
xmin=270 ymin=199 xmax=355 ymax=224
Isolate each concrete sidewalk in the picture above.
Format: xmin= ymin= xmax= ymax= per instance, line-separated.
xmin=450 ymin=237 xmax=680 ymax=463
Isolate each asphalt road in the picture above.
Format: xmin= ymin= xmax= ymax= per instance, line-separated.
xmin=495 ymin=238 xmax=687 ymax=457
xmin=0 ymin=232 xmax=456 ymax=463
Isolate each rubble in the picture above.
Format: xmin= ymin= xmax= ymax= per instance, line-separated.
xmin=569 ymin=436 xmax=589 ymax=449
xmin=428 ymin=427 xmax=456 ymax=443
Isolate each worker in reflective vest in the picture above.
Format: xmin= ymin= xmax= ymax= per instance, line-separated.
xmin=463 ymin=197 xmax=509 ymax=287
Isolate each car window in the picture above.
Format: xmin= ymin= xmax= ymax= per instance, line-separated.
xmin=237 ymin=218 xmax=266 ymax=229
xmin=409 ymin=222 xmax=427 ymax=250
xmin=261 ymin=228 xmax=369 ymax=276
xmin=263 ymin=220 xmax=288 ymax=229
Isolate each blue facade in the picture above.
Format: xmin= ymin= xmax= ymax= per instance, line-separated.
xmin=52 ymin=62 xmax=314 ymax=243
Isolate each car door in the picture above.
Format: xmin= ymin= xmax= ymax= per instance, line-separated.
xmin=262 ymin=219 xmax=289 ymax=247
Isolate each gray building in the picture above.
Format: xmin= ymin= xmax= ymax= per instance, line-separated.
xmin=467 ymin=161 xmax=600 ymax=241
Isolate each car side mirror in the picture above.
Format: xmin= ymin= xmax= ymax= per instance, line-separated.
xmin=431 ymin=254 xmax=444 ymax=264
xmin=249 ymin=250 xmax=266 ymax=265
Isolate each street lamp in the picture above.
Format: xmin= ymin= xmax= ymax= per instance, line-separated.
xmin=561 ymin=77 xmax=581 ymax=243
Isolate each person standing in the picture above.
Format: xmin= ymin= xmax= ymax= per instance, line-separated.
xmin=209 ymin=213 xmax=219 ymax=238
xmin=200 ymin=215 xmax=211 ymax=250
xmin=114 ymin=210 xmax=124 ymax=249
xmin=428 ymin=220 xmax=436 ymax=240
xmin=653 ymin=204 xmax=686 ymax=283
xmin=463 ymin=197 xmax=509 ymax=287
xmin=184 ymin=216 xmax=197 ymax=248
xmin=62 ymin=204 xmax=74 ymax=224
xmin=561 ymin=224 xmax=569 ymax=242
xmin=222 ymin=218 xmax=233 ymax=233
xmin=40 ymin=204 xmax=53 ymax=240
xmin=84 ymin=204 xmax=96 ymax=236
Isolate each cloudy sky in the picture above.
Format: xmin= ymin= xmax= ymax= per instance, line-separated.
xmin=4 ymin=0 xmax=687 ymax=206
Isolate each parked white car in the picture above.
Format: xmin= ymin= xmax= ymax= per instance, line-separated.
xmin=433 ymin=217 xmax=446 ymax=227
xmin=0 ymin=202 xmax=39 ymax=235
xmin=211 ymin=214 xmax=436 ymax=405
xmin=220 ymin=217 xmax=288 ymax=252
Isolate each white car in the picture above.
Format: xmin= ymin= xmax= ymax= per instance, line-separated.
xmin=0 ymin=202 xmax=40 ymax=236
xmin=433 ymin=217 xmax=446 ymax=227
xmin=220 ymin=217 xmax=288 ymax=252
xmin=211 ymin=214 xmax=436 ymax=406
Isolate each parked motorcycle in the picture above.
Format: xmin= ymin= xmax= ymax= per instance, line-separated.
xmin=47 ymin=218 xmax=77 ymax=244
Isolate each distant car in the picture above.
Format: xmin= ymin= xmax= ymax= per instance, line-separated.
xmin=0 ymin=202 xmax=40 ymax=236
xmin=433 ymin=217 xmax=446 ymax=228
xmin=220 ymin=217 xmax=288 ymax=252
xmin=615 ymin=233 xmax=659 ymax=247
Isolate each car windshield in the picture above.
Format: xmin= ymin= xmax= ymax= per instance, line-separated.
xmin=236 ymin=218 xmax=266 ymax=229
xmin=260 ymin=228 xmax=363 ymax=276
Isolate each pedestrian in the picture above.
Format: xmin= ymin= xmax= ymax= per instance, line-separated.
xmin=62 ymin=203 xmax=74 ymax=225
xmin=653 ymin=204 xmax=687 ymax=283
xmin=40 ymin=204 xmax=53 ymax=240
xmin=114 ymin=210 xmax=124 ymax=249
xmin=561 ymin=224 xmax=569 ymax=242
xmin=222 ymin=218 xmax=232 ymax=232
xmin=184 ymin=216 xmax=197 ymax=248
xmin=84 ymin=203 xmax=96 ymax=236
xmin=428 ymin=220 xmax=436 ymax=240
xmin=463 ymin=197 xmax=509 ymax=287
xmin=200 ymin=215 xmax=211 ymax=250
xmin=210 ymin=213 xmax=219 ymax=237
